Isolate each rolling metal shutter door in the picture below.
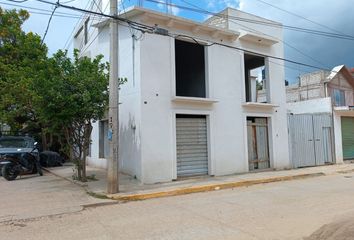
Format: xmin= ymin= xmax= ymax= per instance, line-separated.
xmin=341 ymin=117 xmax=354 ymax=160
xmin=176 ymin=116 xmax=208 ymax=177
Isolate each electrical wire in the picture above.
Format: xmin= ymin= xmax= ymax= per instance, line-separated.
xmin=5 ymin=0 xmax=29 ymax=3
xmin=35 ymin=0 xmax=155 ymax=32
xmin=253 ymin=0 xmax=353 ymax=38
xmin=78 ymin=0 xmax=110 ymax=53
xmin=145 ymin=0 xmax=354 ymax=41
xmin=33 ymin=0 xmax=340 ymax=73
xmin=180 ymin=0 xmax=330 ymax=69
xmin=41 ymin=1 xmax=59 ymax=44
xmin=62 ymin=0 xmax=92 ymax=49
xmin=92 ymin=0 xmax=103 ymax=14
xmin=1 ymin=1 xmax=83 ymax=17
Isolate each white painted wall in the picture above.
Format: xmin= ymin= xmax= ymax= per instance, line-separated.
xmin=117 ymin=26 xmax=142 ymax=179
xmin=138 ymin=29 xmax=290 ymax=183
xmin=287 ymin=97 xmax=332 ymax=114
xmin=75 ymin=23 xmax=143 ymax=177
xmin=333 ymin=112 xmax=344 ymax=164
xmin=332 ymin=109 xmax=354 ymax=164
xmin=78 ymin=7 xmax=291 ymax=184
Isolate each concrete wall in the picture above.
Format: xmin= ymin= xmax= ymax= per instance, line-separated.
xmin=78 ymin=7 xmax=290 ymax=184
xmin=286 ymin=71 xmax=329 ymax=103
xmin=287 ymin=98 xmax=332 ymax=115
xmin=75 ymin=23 xmax=143 ymax=178
xmin=138 ymin=27 xmax=290 ymax=183
xmin=117 ymin=27 xmax=142 ymax=178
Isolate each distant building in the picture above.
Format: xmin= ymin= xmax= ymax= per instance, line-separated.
xmin=286 ymin=65 xmax=354 ymax=165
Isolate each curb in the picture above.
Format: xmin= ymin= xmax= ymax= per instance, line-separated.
xmin=107 ymin=172 xmax=325 ymax=201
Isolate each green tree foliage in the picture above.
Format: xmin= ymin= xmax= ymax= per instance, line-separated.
xmin=0 ymin=7 xmax=47 ymax=131
xmin=35 ymin=49 xmax=109 ymax=181
xmin=0 ymin=8 xmax=112 ymax=181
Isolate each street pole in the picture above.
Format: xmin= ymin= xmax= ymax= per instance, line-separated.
xmin=107 ymin=0 xmax=119 ymax=194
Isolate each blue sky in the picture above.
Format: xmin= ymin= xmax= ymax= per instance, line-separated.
xmin=1 ymin=0 xmax=353 ymax=83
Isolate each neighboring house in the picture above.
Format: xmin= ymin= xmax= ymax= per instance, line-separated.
xmin=74 ymin=2 xmax=290 ymax=184
xmin=286 ymin=65 xmax=354 ymax=166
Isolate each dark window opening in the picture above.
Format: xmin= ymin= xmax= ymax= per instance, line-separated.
xmin=244 ymin=54 xmax=267 ymax=103
xmin=84 ymin=17 xmax=90 ymax=45
xmin=175 ymin=40 xmax=206 ymax=98
xmin=176 ymin=114 xmax=206 ymax=119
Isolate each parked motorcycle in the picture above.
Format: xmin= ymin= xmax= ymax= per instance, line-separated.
xmin=1 ymin=142 xmax=43 ymax=181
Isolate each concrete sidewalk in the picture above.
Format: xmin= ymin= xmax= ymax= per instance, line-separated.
xmin=45 ymin=163 xmax=354 ymax=201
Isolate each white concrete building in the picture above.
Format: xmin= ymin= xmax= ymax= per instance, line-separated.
xmin=287 ymin=65 xmax=354 ymax=165
xmin=74 ymin=3 xmax=290 ymax=184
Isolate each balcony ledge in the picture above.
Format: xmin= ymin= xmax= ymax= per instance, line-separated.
xmin=172 ymin=96 xmax=218 ymax=104
xmin=242 ymin=102 xmax=279 ymax=109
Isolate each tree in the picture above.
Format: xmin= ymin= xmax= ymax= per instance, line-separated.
xmin=0 ymin=8 xmax=116 ymax=181
xmin=35 ymin=49 xmax=110 ymax=181
xmin=0 ymin=7 xmax=47 ymax=132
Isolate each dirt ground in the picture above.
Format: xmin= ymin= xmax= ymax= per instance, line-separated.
xmin=2 ymin=173 xmax=354 ymax=239
xmin=306 ymin=216 xmax=354 ymax=240
xmin=0 ymin=171 xmax=112 ymax=222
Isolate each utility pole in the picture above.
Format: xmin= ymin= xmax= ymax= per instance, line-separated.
xmin=107 ymin=0 xmax=119 ymax=194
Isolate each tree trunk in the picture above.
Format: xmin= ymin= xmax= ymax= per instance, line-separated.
xmin=41 ymin=131 xmax=47 ymax=151
xmin=81 ymin=123 xmax=93 ymax=182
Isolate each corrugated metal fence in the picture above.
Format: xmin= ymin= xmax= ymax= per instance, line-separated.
xmin=288 ymin=113 xmax=334 ymax=168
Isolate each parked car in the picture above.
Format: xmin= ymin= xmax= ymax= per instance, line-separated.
xmin=39 ymin=151 xmax=64 ymax=167
xmin=0 ymin=136 xmax=41 ymax=178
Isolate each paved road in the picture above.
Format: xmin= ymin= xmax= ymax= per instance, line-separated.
xmin=0 ymin=171 xmax=111 ymax=222
xmin=1 ymin=172 xmax=354 ymax=239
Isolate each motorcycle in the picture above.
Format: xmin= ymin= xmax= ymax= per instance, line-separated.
xmin=1 ymin=142 xmax=43 ymax=181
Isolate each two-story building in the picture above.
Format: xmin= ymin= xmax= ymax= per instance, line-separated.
xmin=287 ymin=65 xmax=354 ymax=166
xmin=74 ymin=2 xmax=290 ymax=184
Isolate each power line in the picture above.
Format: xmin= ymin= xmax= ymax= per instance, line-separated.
xmin=5 ymin=0 xmax=29 ymax=2
xmin=92 ymin=0 xmax=103 ymax=14
xmin=171 ymin=33 xmax=332 ymax=71
xmin=253 ymin=0 xmax=353 ymax=38
xmin=41 ymin=1 xmax=59 ymax=44
xmin=144 ymin=0 xmax=354 ymax=41
xmin=180 ymin=0 xmax=330 ymax=69
xmin=62 ymin=0 xmax=92 ymax=49
xmin=1 ymin=1 xmax=83 ymax=17
xmin=35 ymin=0 xmax=155 ymax=32
xmin=33 ymin=0 xmax=339 ymax=73
xmin=78 ymin=0 xmax=110 ymax=52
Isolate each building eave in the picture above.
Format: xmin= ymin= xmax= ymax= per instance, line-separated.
xmin=326 ymin=65 xmax=354 ymax=88
xmin=92 ymin=6 xmax=240 ymax=42
xmin=238 ymin=31 xmax=278 ymax=46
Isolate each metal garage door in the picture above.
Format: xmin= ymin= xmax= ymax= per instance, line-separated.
xmin=288 ymin=114 xmax=334 ymax=168
xmin=176 ymin=115 xmax=208 ymax=177
xmin=341 ymin=117 xmax=354 ymax=160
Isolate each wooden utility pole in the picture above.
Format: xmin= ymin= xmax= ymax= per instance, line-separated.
xmin=107 ymin=0 xmax=119 ymax=194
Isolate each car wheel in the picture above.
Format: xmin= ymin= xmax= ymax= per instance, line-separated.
xmin=2 ymin=163 xmax=19 ymax=181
